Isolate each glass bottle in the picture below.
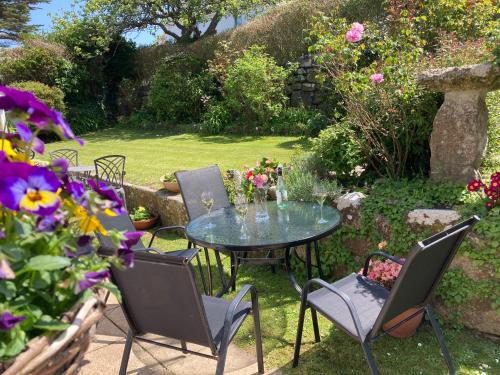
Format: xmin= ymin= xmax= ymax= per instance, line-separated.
xmin=276 ymin=165 xmax=288 ymax=209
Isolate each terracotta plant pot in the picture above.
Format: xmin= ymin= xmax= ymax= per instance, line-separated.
xmin=162 ymin=181 xmax=180 ymax=193
xmin=133 ymin=214 xmax=159 ymax=230
xmin=383 ymin=307 xmax=424 ymax=338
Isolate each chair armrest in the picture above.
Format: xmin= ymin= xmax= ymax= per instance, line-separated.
xmin=302 ymin=278 xmax=367 ymax=340
xmin=362 ymin=251 xmax=405 ymax=276
xmin=219 ymin=285 xmax=258 ymax=351
xmin=148 ymin=225 xmax=186 ymax=247
xmin=140 ymin=247 xmax=199 ymax=263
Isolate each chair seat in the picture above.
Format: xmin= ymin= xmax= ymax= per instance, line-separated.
xmin=307 ymin=273 xmax=389 ymax=339
xmin=203 ymin=295 xmax=251 ymax=350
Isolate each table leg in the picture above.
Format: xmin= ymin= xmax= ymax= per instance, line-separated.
xmin=285 ymin=247 xmax=302 ymax=294
xmin=204 ymin=247 xmax=213 ymax=296
xmin=306 ymin=242 xmax=313 ymax=281
xmin=216 ymin=252 xmax=239 ymax=298
xmin=313 ymin=240 xmax=325 ymax=279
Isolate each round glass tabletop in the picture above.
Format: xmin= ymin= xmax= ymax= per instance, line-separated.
xmin=186 ymin=201 xmax=342 ymax=252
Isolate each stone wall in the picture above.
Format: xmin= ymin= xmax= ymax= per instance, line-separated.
xmin=286 ymin=55 xmax=323 ymax=108
xmin=123 ymin=183 xmax=187 ymax=227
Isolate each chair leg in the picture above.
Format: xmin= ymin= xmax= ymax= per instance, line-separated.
xmin=361 ymin=341 xmax=381 ymax=375
xmin=230 ymin=253 xmax=236 ymax=291
xmin=268 ymin=250 xmax=276 ymax=274
xmin=181 ymin=340 xmax=188 ymax=354
xmin=311 ymin=308 xmax=321 ymax=343
xmin=215 ymin=343 xmax=229 ymax=375
xmin=426 ymin=305 xmax=456 ymax=374
xmin=252 ymin=292 xmax=265 ymax=374
xmin=119 ymin=330 xmax=134 ymax=375
xmin=204 ymin=248 xmax=213 ymax=296
xmin=292 ymin=298 xmax=308 ymax=367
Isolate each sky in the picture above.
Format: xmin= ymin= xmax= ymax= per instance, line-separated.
xmin=29 ymin=0 xmax=159 ymax=46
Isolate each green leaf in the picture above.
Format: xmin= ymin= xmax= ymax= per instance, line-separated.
xmin=25 ymin=255 xmax=70 ymax=272
xmin=31 ymin=271 xmax=53 ymax=289
xmin=101 ymin=281 xmax=121 ymax=303
xmin=4 ymin=327 xmax=26 ymax=358
xmin=0 ymin=281 xmax=16 ymax=300
xmin=33 ymin=315 xmax=70 ymax=331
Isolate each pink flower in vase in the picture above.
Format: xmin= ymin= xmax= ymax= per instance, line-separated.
xmin=253 ymin=174 xmax=266 ymax=189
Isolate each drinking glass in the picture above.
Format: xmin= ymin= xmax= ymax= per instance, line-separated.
xmin=201 ymin=191 xmax=215 ymax=229
xmin=313 ymin=183 xmax=328 ymax=224
xmin=235 ymin=194 xmax=249 ymax=240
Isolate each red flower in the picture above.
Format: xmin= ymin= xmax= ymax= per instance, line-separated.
xmin=485 ymin=200 xmax=494 ymax=209
xmin=467 ymin=179 xmax=483 ymax=192
xmin=246 ymin=170 xmax=253 ymax=180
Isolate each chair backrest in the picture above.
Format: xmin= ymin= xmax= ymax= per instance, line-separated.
xmin=108 ymin=251 xmax=216 ymax=352
xmin=94 ymin=155 xmax=126 ymax=188
xmin=370 ymin=216 xmax=479 ymax=338
xmin=95 ymin=212 xmax=146 ymax=251
xmin=175 ymin=165 xmax=230 ymax=220
xmin=49 ymin=148 xmax=79 ymax=167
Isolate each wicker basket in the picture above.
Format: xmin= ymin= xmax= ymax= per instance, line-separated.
xmin=2 ymin=296 xmax=103 ymax=375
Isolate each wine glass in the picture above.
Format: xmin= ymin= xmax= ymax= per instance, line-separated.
xmin=313 ymin=183 xmax=328 ymax=224
xmin=235 ymin=194 xmax=249 ymax=240
xmin=201 ymin=191 xmax=215 ymax=229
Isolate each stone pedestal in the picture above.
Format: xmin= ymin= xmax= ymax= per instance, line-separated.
xmin=418 ymin=63 xmax=499 ymax=183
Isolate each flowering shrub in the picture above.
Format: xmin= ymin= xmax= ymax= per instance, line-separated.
xmin=467 ymin=172 xmax=499 ymax=209
xmin=0 ymin=86 xmax=139 ymax=360
xmin=241 ymin=157 xmax=279 ymax=196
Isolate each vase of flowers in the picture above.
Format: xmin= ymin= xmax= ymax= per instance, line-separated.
xmin=360 ymin=242 xmax=423 ymax=338
xmin=242 ymin=158 xmax=279 ymax=222
xmin=0 ymin=86 xmax=139 ymax=373
xmin=129 ymin=206 xmax=159 ymax=230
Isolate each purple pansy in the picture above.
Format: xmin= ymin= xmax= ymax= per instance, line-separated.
xmin=121 ymin=231 xmax=143 ymax=249
xmin=0 ymin=229 xmax=5 ymax=239
xmin=118 ymin=248 xmax=134 ymax=268
xmin=87 ymin=179 xmax=124 ymax=214
xmin=0 ymin=164 xmax=61 ymax=215
xmin=76 ymin=270 xmax=110 ymax=293
xmin=0 ymin=259 xmax=15 ymax=279
xmin=15 ymin=123 xmax=45 ymax=154
xmin=67 ymin=181 xmax=86 ymax=202
xmin=0 ymin=311 xmax=25 ymax=330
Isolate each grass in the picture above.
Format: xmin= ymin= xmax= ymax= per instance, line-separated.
xmin=44 ymin=128 xmax=304 ymax=188
xmin=143 ymin=231 xmax=500 ymax=375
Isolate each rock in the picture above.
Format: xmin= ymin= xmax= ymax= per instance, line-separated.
xmin=406 ymin=209 xmax=461 ymax=227
xmin=297 ymin=74 xmax=306 ymax=82
xmin=429 ymin=90 xmax=489 ymax=183
xmin=123 ymin=183 xmax=188 ymax=227
xmin=302 ymin=83 xmax=316 ymax=92
xmin=298 ymin=55 xmax=313 ymax=68
xmin=418 ymin=63 xmax=500 ymax=183
xmin=306 ymin=72 xmax=316 ymax=82
xmin=335 ymin=192 xmax=365 ymax=229
xmin=296 ymin=68 xmax=306 ymax=75
xmin=292 ymin=83 xmax=302 ymax=90
xmin=418 ymin=63 xmax=500 ymax=92
xmin=452 ymin=255 xmax=496 ymax=281
xmin=375 ymin=214 xmax=391 ymax=239
xmin=343 ymin=237 xmax=373 ymax=260
xmin=300 ymin=91 xmax=314 ymax=107
xmin=290 ymin=91 xmax=303 ymax=106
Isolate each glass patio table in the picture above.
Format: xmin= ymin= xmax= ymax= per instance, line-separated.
xmin=186 ymin=201 xmax=342 ymax=296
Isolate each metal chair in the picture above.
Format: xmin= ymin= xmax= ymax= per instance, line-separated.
xmin=96 ymin=212 xmax=208 ymax=295
xmin=104 ymin=250 xmax=264 ymax=375
xmin=49 ymin=148 xmax=79 ymax=167
xmin=293 ymin=216 xmax=480 ymax=375
xmin=94 ymin=155 xmax=126 ymax=207
xmin=176 ymin=165 xmax=231 ymax=296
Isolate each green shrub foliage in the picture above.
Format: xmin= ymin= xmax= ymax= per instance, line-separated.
xmin=147 ymin=54 xmax=215 ymax=125
xmin=10 ymin=81 xmax=65 ymax=112
xmin=0 ymin=42 xmax=72 ymax=87
xmin=266 ymin=107 xmax=329 ymax=137
xmin=199 ymin=101 xmax=231 ymax=135
xmin=223 ymin=45 xmax=291 ymax=127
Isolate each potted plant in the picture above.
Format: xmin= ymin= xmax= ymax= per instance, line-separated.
xmin=360 ymin=242 xmax=423 ymax=338
xmin=129 ymin=206 xmax=158 ymax=230
xmin=160 ymin=172 xmax=180 ymax=193
xmin=0 ymin=86 xmax=140 ymax=373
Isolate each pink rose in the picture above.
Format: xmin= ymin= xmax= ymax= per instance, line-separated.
xmin=351 ymin=22 xmax=364 ymax=33
xmin=265 ymin=159 xmax=272 ymax=164
xmin=346 ymin=29 xmax=362 ymax=43
xmin=369 ymin=73 xmax=384 ymax=83
xmin=261 ymin=174 xmax=269 ymax=183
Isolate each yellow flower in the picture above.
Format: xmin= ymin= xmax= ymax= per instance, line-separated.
xmin=0 ymin=139 xmax=29 ymax=162
xmin=74 ymin=205 xmax=108 ymax=235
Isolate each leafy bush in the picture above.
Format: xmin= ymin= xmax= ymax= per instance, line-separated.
xmin=147 ymin=54 xmax=215 ymax=125
xmin=66 ymin=102 xmax=107 ymax=135
xmin=223 ymin=45 xmax=290 ymax=126
xmin=311 ymin=122 xmax=364 ymax=180
xmin=0 ymin=42 xmax=72 ymax=87
xmin=10 ymin=81 xmax=65 ymax=112
xmin=199 ymin=101 xmax=231 ymax=135
xmin=266 ymin=107 xmax=329 ymax=136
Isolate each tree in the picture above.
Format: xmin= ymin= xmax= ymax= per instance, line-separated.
xmin=85 ymin=0 xmax=279 ymax=44
xmin=0 ymin=0 xmax=48 ymax=43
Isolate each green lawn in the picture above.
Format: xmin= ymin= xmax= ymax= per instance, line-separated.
xmin=44 ymin=128 xmax=304 ymax=188
xmin=146 ymin=231 xmax=499 ymax=375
